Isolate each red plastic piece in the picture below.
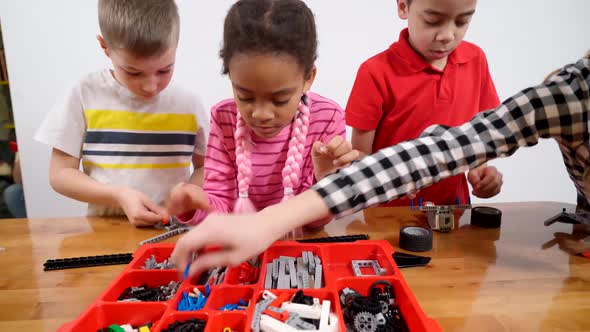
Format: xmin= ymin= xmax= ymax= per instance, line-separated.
xmin=9 ymin=141 xmax=17 ymax=152
xmin=269 ymin=292 xmax=291 ymax=308
xmin=263 ymin=308 xmax=289 ymax=322
xmin=57 ymin=240 xmax=441 ymax=332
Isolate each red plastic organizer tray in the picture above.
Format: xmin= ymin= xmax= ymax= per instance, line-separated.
xmin=58 ymin=240 xmax=441 ymax=332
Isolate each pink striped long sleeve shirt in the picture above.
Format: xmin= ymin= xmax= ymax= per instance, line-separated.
xmin=179 ymin=92 xmax=346 ymax=224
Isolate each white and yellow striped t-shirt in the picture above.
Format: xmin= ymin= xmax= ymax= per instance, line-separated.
xmin=35 ymin=69 xmax=208 ymax=216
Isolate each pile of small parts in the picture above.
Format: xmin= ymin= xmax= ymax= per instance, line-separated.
xmin=340 ymin=280 xmax=408 ymax=332
xmin=117 ymin=281 xmax=180 ymax=302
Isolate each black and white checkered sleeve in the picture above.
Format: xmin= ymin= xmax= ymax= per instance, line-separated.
xmin=313 ymin=57 xmax=590 ymax=217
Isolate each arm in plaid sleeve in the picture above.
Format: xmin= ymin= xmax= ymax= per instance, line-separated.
xmin=314 ymin=56 xmax=590 ymax=217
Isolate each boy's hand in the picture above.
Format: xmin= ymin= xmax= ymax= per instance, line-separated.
xmin=165 ymin=182 xmax=211 ymax=216
xmin=116 ymin=188 xmax=167 ymax=227
xmin=312 ymin=136 xmax=360 ymax=180
xmin=468 ymin=165 xmax=503 ymax=198
xmin=171 ymin=213 xmax=276 ymax=278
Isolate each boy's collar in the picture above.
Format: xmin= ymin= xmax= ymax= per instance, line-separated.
xmin=105 ymin=69 xmax=162 ymax=103
xmin=391 ymin=28 xmax=476 ymax=72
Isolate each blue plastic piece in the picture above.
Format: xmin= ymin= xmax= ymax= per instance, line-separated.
xmin=178 ymin=290 xmax=208 ymax=311
xmin=183 ymin=263 xmax=190 ymax=279
xmin=456 ymin=197 xmax=460 ymax=205
xmin=419 ymin=197 xmax=423 ymax=206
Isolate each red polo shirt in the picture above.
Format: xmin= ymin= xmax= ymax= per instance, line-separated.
xmin=345 ymin=28 xmax=500 ymax=206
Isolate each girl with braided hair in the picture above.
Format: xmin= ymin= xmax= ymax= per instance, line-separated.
xmin=166 ymin=0 xmax=359 ymax=227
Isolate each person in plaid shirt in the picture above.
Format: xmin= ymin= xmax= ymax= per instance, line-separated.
xmin=172 ymin=52 xmax=590 ymax=275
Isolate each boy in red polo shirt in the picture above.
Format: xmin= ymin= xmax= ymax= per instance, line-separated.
xmin=346 ymin=0 xmax=504 ymax=206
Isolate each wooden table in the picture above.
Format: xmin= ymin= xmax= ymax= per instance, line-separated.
xmin=0 ymin=202 xmax=589 ymax=331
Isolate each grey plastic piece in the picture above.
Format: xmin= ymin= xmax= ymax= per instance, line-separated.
xmin=139 ymin=227 xmax=189 ymax=245
xmin=277 ymin=259 xmax=289 ymax=289
xmin=296 ymin=271 xmax=304 ymax=289
xmin=314 ymin=255 xmax=322 ymax=267
xmin=309 ymin=253 xmax=316 ymax=275
xmin=302 ymin=251 xmax=309 ymax=266
xmin=252 ymin=296 xmax=275 ymax=332
xmin=314 ymin=263 xmax=323 ymax=289
xmin=354 ymin=311 xmax=377 ymax=332
xmin=264 ymin=263 xmax=273 ymax=289
xmin=301 ymin=267 xmax=310 ymax=288
xmin=288 ymin=259 xmax=297 ymax=288
xmin=285 ymin=312 xmax=317 ymax=330
xmin=267 ymin=306 xmax=284 ymax=313
xmin=352 ymin=260 xmax=386 ymax=277
xmin=272 ymin=258 xmax=279 ymax=280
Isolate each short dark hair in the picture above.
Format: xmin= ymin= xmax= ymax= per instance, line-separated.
xmin=220 ymin=0 xmax=318 ymax=77
xmin=98 ymin=0 xmax=180 ymax=57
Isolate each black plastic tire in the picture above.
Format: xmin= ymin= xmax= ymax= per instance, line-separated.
xmin=399 ymin=226 xmax=432 ymax=252
xmin=471 ymin=206 xmax=502 ymax=228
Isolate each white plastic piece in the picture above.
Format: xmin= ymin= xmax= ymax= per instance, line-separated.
xmin=120 ymin=324 xmax=134 ymax=332
xmin=375 ymin=312 xmax=386 ymax=325
xmin=260 ymin=314 xmax=299 ymax=332
xmin=326 ymin=313 xmax=339 ymax=332
xmin=319 ymin=300 xmax=331 ymax=330
xmin=262 ymin=289 xmax=277 ymax=300
xmin=281 ymin=299 xmax=322 ymax=319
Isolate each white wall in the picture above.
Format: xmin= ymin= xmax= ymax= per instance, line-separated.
xmin=0 ymin=0 xmax=588 ymax=218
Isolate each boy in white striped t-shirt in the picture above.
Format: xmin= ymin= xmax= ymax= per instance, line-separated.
xmin=35 ymin=0 xmax=207 ymax=226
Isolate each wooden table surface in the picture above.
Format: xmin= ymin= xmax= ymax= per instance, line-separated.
xmin=0 ymin=202 xmax=589 ymax=331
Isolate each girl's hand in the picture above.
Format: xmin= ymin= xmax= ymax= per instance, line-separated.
xmin=312 ymin=136 xmax=360 ymax=180
xmin=165 ymin=182 xmax=211 ymax=216
xmin=171 ymin=213 xmax=278 ymax=277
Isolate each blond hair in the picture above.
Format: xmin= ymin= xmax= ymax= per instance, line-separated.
xmin=98 ymin=0 xmax=180 ymax=57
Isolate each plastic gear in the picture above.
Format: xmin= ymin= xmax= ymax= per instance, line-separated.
xmin=354 ymin=311 xmax=377 ymax=332
xmin=379 ymin=300 xmax=389 ymax=314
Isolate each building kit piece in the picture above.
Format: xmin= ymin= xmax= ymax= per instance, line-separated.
xmin=264 ymin=262 xmax=274 ymax=289
xmin=43 ymin=253 xmax=133 ymax=271
xmin=297 ymin=234 xmax=370 ymax=243
xmin=410 ymin=198 xmax=471 ymax=232
xmin=399 ymin=226 xmax=433 ymax=252
xmin=142 ymin=254 xmax=175 ymax=270
xmin=471 ymin=206 xmax=503 ymax=228
xmin=351 ymin=260 xmax=386 ymax=277
xmin=139 ymin=227 xmax=190 ymax=246
xmin=265 ymin=253 xmax=323 ymax=289
xmin=544 ymin=208 xmax=590 ymax=226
